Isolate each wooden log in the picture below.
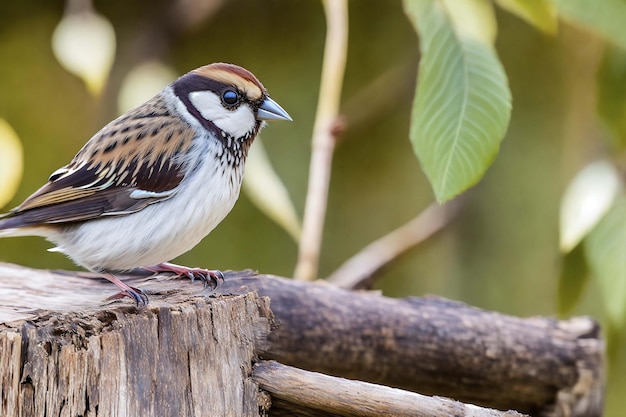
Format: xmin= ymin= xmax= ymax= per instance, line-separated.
xmin=254 ymin=360 xmax=528 ymax=417
xmin=216 ymin=272 xmax=604 ymax=417
xmin=0 ymin=263 xmax=605 ymax=417
xmin=0 ymin=263 xmax=274 ymax=417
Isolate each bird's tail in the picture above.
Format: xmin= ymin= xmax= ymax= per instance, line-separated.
xmin=0 ymin=211 xmax=55 ymax=238
xmin=0 ymin=215 xmax=32 ymax=238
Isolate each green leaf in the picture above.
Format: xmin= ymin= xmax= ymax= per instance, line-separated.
xmin=556 ymin=0 xmax=626 ymax=50
xmin=404 ymin=0 xmax=512 ymax=202
xmin=585 ymin=194 xmax=626 ymax=328
xmin=495 ymin=0 xmax=557 ymax=34
xmin=597 ymin=46 xmax=626 ymax=148
xmin=558 ymin=243 xmax=590 ymax=316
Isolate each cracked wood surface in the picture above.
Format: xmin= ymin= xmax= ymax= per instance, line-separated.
xmin=0 ymin=264 xmax=273 ymax=417
xmin=0 ymin=263 xmax=605 ymax=417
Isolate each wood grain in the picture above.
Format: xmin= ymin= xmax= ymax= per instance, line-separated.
xmin=0 ymin=263 xmax=605 ymax=416
xmin=0 ymin=269 xmax=273 ymax=417
xmin=254 ymin=360 xmax=528 ymax=417
xmin=217 ymin=272 xmax=604 ymax=417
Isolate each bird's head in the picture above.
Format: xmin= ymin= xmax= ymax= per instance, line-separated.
xmin=172 ymin=63 xmax=291 ymax=143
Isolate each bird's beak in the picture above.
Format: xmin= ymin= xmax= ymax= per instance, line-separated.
xmin=257 ymin=97 xmax=292 ymax=121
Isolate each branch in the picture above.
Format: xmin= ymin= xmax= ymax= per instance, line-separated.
xmin=254 ymin=360 xmax=528 ymax=417
xmin=294 ymin=0 xmax=349 ymax=281
xmin=220 ymin=273 xmax=603 ymax=417
xmin=326 ymin=199 xmax=463 ymax=289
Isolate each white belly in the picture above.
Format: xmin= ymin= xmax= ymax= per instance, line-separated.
xmin=49 ymin=147 xmax=243 ymax=272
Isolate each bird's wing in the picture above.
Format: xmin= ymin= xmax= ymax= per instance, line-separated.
xmin=3 ymin=100 xmax=198 ymax=228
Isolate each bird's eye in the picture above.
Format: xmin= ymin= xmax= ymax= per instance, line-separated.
xmin=222 ymin=90 xmax=239 ymax=106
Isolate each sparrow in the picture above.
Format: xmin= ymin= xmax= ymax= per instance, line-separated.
xmin=0 ymin=62 xmax=291 ymax=305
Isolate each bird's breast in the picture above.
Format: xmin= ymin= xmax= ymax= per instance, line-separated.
xmin=52 ymin=138 xmax=247 ymax=271
xmin=172 ymin=139 xmax=246 ymax=238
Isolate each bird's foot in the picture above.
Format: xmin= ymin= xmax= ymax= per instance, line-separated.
xmin=103 ymin=273 xmax=149 ymax=306
xmin=106 ymin=287 xmax=149 ymax=306
xmin=146 ymin=262 xmax=224 ymax=290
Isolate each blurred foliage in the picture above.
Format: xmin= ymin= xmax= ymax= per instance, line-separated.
xmin=558 ymin=242 xmax=589 ymax=316
xmin=559 ymin=160 xmax=621 ymax=252
xmin=556 ymin=0 xmax=626 ymax=50
xmin=1 ymin=0 xmax=626 ymax=414
xmin=117 ymin=61 xmax=177 ymax=113
xmin=51 ymin=3 xmax=116 ymax=96
xmin=0 ymin=119 xmax=23 ymax=208
xmin=585 ymin=195 xmax=626 ymax=329
xmin=597 ymin=46 xmax=626 ymax=149
xmin=494 ymin=0 xmax=557 ymax=34
xmin=243 ymin=139 xmax=302 ymax=242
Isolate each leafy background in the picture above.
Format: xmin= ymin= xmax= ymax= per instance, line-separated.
xmin=0 ymin=1 xmax=625 ymax=414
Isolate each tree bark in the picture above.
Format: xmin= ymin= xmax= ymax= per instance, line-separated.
xmin=0 ymin=267 xmax=274 ymax=417
xmin=0 ymin=263 xmax=604 ymax=417
xmin=214 ymin=271 xmax=604 ymax=417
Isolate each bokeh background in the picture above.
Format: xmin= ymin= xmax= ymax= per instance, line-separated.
xmin=0 ymin=1 xmax=623 ymax=414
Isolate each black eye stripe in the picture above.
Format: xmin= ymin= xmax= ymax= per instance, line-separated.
xmin=173 ymin=73 xmax=226 ymax=136
xmin=174 ymin=73 xmax=229 ymax=97
xmin=173 ymin=73 xmax=262 ymax=143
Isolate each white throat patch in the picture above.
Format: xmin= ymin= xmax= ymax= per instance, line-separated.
xmin=189 ymin=91 xmax=256 ymax=139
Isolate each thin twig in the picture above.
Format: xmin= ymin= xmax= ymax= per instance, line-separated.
xmin=294 ymin=0 xmax=349 ymax=281
xmin=326 ymin=199 xmax=464 ymax=289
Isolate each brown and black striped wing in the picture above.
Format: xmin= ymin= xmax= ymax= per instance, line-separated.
xmin=3 ymin=163 xmax=179 ymax=227
xmin=1 ymin=95 xmax=196 ymax=228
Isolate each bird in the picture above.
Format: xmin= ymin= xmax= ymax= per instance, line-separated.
xmin=0 ymin=62 xmax=291 ymax=305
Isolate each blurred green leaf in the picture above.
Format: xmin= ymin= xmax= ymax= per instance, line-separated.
xmin=118 ymin=61 xmax=177 ymax=114
xmin=559 ymin=160 xmax=622 ymax=252
xmin=242 ymin=139 xmax=301 ymax=241
xmin=558 ymin=243 xmax=590 ymax=316
xmin=556 ymin=0 xmax=626 ymax=50
xmin=0 ymin=119 xmax=23 ymax=209
xmin=585 ymin=194 xmax=626 ymax=328
xmin=495 ymin=0 xmax=557 ymax=34
xmin=404 ymin=0 xmax=512 ymax=203
xmin=597 ymin=46 xmax=626 ymax=148
xmin=52 ymin=9 xmax=116 ymax=96
xmin=442 ymin=0 xmax=497 ymax=44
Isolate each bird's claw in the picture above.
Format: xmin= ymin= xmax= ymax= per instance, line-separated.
xmin=145 ymin=263 xmax=224 ymax=291
xmin=107 ymin=286 xmax=149 ymax=307
xmin=182 ymin=268 xmax=224 ymax=290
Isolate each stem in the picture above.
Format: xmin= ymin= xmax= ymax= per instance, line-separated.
xmin=326 ymin=200 xmax=463 ymax=289
xmin=294 ymin=0 xmax=348 ymax=281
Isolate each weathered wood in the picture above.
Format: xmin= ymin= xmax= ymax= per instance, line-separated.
xmin=0 ymin=263 xmax=605 ymax=417
xmin=254 ymin=360 xmax=528 ymax=417
xmin=216 ymin=272 xmax=604 ymax=417
xmin=0 ymin=265 xmax=274 ymax=417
